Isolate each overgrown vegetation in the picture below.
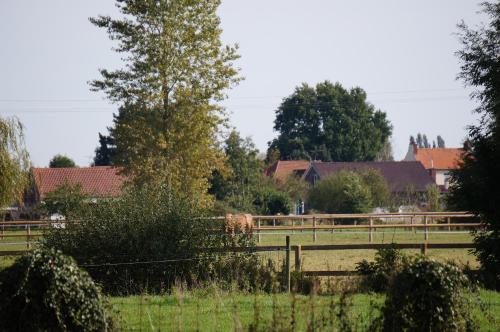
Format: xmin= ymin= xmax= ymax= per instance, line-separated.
xmin=307 ymin=169 xmax=390 ymax=213
xmin=378 ymin=258 xmax=477 ymax=331
xmin=42 ymin=185 xmax=279 ymax=294
xmin=448 ymin=1 xmax=500 ymax=290
xmin=39 ymin=181 xmax=88 ymax=219
xmin=0 ymin=248 xmax=113 ymax=331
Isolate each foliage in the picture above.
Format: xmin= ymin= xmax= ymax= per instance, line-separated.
xmin=0 ymin=116 xmax=29 ymax=209
xmin=42 ymin=184 xmax=274 ymax=294
xmin=425 ymin=184 xmax=442 ymax=212
xmin=274 ymin=174 xmax=310 ymax=202
xmin=90 ymin=0 xmax=241 ymax=209
xmin=356 ymin=246 xmax=406 ymax=292
xmin=49 ymin=154 xmax=76 ymax=168
xmin=374 ymin=140 xmax=394 ymax=161
xmin=40 ymin=182 xmax=88 ymax=219
xmin=93 ymin=132 xmax=116 ymax=166
xmin=0 ymin=248 xmax=113 ymax=331
xmin=437 ymin=135 xmax=446 ymax=148
xmin=307 ymin=169 xmax=389 ymax=213
xmin=253 ymin=186 xmax=291 ymax=215
xmin=209 ymin=131 xmax=263 ymax=211
xmin=447 ymin=2 xmax=500 ymax=289
xmin=269 ymin=81 xmax=392 ymax=162
xmin=379 ymin=258 xmax=476 ymax=331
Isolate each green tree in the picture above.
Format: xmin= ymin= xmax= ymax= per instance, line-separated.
xmin=209 ymin=131 xmax=263 ymax=211
xmin=0 ymin=116 xmax=29 ymax=210
xmin=49 ymin=154 xmax=76 ymax=168
xmin=269 ymin=81 xmax=392 ymax=161
xmin=422 ymin=134 xmax=430 ymax=148
xmin=307 ymin=170 xmax=373 ymax=213
xmin=90 ymin=0 xmax=241 ymax=208
xmin=41 ymin=182 xmax=88 ymax=219
xmin=426 ymin=184 xmax=441 ymax=211
xmin=416 ymin=133 xmax=423 ymax=148
xmin=448 ymin=2 xmax=500 ymax=289
xmin=93 ymin=132 xmax=116 ymax=166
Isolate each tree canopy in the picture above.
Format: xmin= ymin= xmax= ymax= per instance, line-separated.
xmin=0 ymin=116 xmax=29 ymax=209
xmin=93 ymin=133 xmax=116 ymax=166
xmin=90 ymin=0 xmax=241 ymax=208
xmin=49 ymin=154 xmax=76 ymax=168
xmin=269 ymin=81 xmax=392 ymax=162
xmin=447 ymin=2 xmax=500 ymax=289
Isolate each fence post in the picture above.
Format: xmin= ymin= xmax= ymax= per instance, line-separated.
xmin=26 ymin=225 xmax=31 ymax=249
xmin=292 ymin=218 xmax=295 ymax=234
xmin=369 ymin=218 xmax=373 ymax=243
xmin=313 ymin=216 xmax=317 ymax=242
xmin=294 ymin=245 xmax=301 ymax=272
xmin=257 ymin=218 xmax=261 ymax=243
xmin=273 ymin=218 xmax=276 ymax=227
xmin=447 ymin=217 xmax=451 ymax=232
xmin=285 ymin=236 xmax=291 ymax=293
xmin=424 ymin=216 xmax=429 ymax=241
xmin=420 ymin=242 xmax=428 ymax=255
xmin=331 ymin=218 xmax=335 ymax=234
xmin=301 ymin=217 xmax=304 ymax=233
xmin=411 ymin=216 xmax=415 ymax=233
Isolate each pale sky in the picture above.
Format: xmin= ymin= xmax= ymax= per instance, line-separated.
xmin=0 ymin=0 xmax=486 ymax=166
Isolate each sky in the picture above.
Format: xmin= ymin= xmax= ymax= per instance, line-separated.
xmin=0 ymin=0 xmax=487 ymax=167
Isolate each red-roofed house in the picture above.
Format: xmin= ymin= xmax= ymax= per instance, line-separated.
xmin=264 ymin=160 xmax=311 ymax=182
xmin=31 ymin=166 xmax=127 ymax=201
xmin=403 ymin=143 xmax=463 ymax=190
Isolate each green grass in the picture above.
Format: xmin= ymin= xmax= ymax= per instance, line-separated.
xmin=109 ymin=289 xmax=500 ymax=331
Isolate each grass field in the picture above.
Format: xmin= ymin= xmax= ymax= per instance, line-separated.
xmin=109 ymin=289 xmax=500 ymax=331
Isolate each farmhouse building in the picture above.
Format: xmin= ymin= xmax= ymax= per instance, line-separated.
xmin=264 ymin=160 xmax=311 ymax=182
xmin=31 ymin=166 xmax=126 ymax=201
xmin=303 ymin=161 xmax=434 ymax=194
xmin=403 ymin=143 xmax=463 ymax=190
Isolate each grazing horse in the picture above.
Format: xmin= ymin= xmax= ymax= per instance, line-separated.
xmin=225 ymin=213 xmax=253 ymax=236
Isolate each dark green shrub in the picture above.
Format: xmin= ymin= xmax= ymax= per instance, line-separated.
xmin=39 ymin=181 xmax=88 ymax=219
xmin=43 ymin=185 xmax=275 ymax=294
xmin=253 ymin=186 xmax=291 ymax=215
xmin=380 ymin=257 xmax=476 ymax=331
xmin=0 ymin=248 xmax=113 ymax=332
xmin=290 ymin=270 xmax=320 ymax=295
xmin=356 ymin=245 xmax=405 ymax=292
xmin=307 ymin=170 xmax=373 ymax=213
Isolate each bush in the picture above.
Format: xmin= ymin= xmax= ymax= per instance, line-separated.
xmin=307 ymin=170 xmax=373 ymax=213
xmin=39 ymin=181 xmax=88 ymax=219
xmin=356 ymin=245 xmax=405 ymax=292
xmin=253 ymin=186 xmax=291 ymax=215
xmin=379 ymin=257 xmax=476 ymax=331
xmin=0 ymin=248 xmax=113 ymax=332
xmin=42 ymin=185 xmax=277 ymax=294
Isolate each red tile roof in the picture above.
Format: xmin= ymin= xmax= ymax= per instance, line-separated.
xmin=265 ymin=160 xmax=311 ymax=182
xmin=307 ymin=161 xmax=434 ymax=192
xmin=32 ymin=166 xmax=126 ymax=199
xmin=414 ymin=148 xmax=463 ymax=170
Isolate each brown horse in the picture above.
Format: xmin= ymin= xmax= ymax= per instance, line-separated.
xmin=225 ymin=213 xmax=253 ymax=236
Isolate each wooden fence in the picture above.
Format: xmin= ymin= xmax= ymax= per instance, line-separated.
xmin=252 ymin=212 xmax=479 ymax=242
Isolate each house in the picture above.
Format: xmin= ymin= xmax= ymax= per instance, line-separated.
xmin=264 ymin=160 xmax=311 ymax=182
xmin=403 ymin=143 xmax=463 ymax=190
xmin=31 ymin=166 xmax=126 ymax=202
xmin=303 ymin=161 xmax=434 ymax=194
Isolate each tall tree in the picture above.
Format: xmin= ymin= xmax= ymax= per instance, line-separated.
xmin=422 ymin=134 xmax=430 ymax=148
xmin=437 ymin=135 xmax=446 ymax=148
xmin=448 ymin=2 xmax=500 ymax=289
xmin=90 ymin=0 xmax=240 ymax=207
xmin=93 ymin=133 xmax=116 ymax=166
xmin=416 ymin=133 xmax=423 ymax=148
xmin=269 ymin=81 xmax=392 ymax=161
xmin=0 ymin=116 xmax=29 ymax=209
xmin=49 ymin=155 xmax=76 ymax=168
